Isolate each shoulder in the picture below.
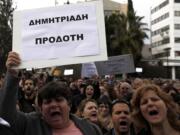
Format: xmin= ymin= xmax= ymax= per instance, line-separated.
xmin=25 ymin=112 xmax=42 ymax=119
xmin=137 ymin=128 xmax=151 ymax=135
xmin=104 ymin=129 xmax=113 ymax=135
xmin=0 ymin=124 xmax=14 ymax=135
xmin=70 ymin=114 xmax=103 ymax=135
xmin=89 ymin=121 xmax=103 ymax=135
xmin=16 ymin=111 xmax=41 ymax=122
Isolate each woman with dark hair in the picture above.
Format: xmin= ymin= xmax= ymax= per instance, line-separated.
xmin=71 ymin=84 xmax=96 ymax=113
xmin=83 ymin=84 xmax=96 ymax=100
xmin=97 ymin=96 xmax=112 ymax=134
xmin=131 ymin=84 xmax=180 ymax=135
xmin=1 ymin=51 xmax=103 ymax=135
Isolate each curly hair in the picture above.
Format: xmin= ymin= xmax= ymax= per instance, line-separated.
xmin=131 ymin=84 xmax=180 ymax=131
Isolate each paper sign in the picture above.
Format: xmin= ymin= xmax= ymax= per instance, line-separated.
xmin=13 ymin=1 xmax=107 ymax=69
xmin=81 ymin=62 xmax=98 ymax=78
xmin=95 ymin=54 xmax=135 ymax=75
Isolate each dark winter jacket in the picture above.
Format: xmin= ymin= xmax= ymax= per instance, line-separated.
xmin=0 ymin=72 xmax=102 ymax=135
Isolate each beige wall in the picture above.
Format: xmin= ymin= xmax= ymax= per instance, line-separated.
xmin=103 ymin=0 xmax=127 ymax=15
xmin=79 ymin=0 xmax=128 ymax=16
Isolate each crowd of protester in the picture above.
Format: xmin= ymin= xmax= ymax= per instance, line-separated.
xmin=0 ymin=52 xmax=180 ymax=135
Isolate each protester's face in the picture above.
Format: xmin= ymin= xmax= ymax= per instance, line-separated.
xmin=69 ymin=82 xmax=76 ymax=90
xmin=133 ymin=79 xmax=143 ymax=90
xmin=99 ymin=86 xmax=106 ymax=94
xmin=120 ymin=83 xmax=132 ymax=97
xmin=112 ymin=103 xmax=131 ymax=134
xmin=173 ymin=82 xmax=180 ymax=93
xmin=82 ymin=101 xmax=98 ymax=123
xmin=40 ymin=96 xmax=70 ymax=129
xmin=37 ymin=79 xmax=45 ymax=89
xmin=24 ymin=79 xmax=35 ymax=96
xmin=140 ymin=90 xmax=168 ymax=125
xmin=85 ymin=85 xmax=94 ymax=99
xmin=114 ymin=86 xmax=120 ymax=98
xmin=98 ymin=103 xmax=109 ymax=117
xmin=77 ymin=79 xmax=83 ymax=87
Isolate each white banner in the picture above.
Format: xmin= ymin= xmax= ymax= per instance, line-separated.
xmin=13 ymin=1 xmax=107 ymax=69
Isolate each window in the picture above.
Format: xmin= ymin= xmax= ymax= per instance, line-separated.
xmin=152 ymin=25 xmax=169 ymax=37
xmin=162 ymin=38 xmax=170 ymax=44
xmin=152 ymin=37 xmax=170 ymax=47
xmin=154 ymin=52 xmax=168 ymax=58
xmin=151 ymin=0 xmax=169 ymax=14
xmin=175 ymin=11 xmax=180 ymax=16
xmin=175 ymin=0 xmax=180 ymax=3
xmin=175 ymin=51 xmax=180 ymax=56
xmin=151 ymin=12 xmax=169 ymax=25
xmin=175 ymin=24 xmax=180 ymax=29
xmin=175 ymin=37 xmax=180 ymax=43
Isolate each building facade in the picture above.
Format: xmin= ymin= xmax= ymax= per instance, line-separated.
xmin=151 ymin=0 xmax=180 ymax=79
xmin=102 ymin=0 xmax=127 ymax=16
xmin=82 ymin=0 xmax=127 ymax=16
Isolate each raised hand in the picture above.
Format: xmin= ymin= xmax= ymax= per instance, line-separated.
xmin=6 ymin=52 xmax=21 ymax=76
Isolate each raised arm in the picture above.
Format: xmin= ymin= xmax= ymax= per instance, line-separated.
xmin=6 ymin=52 xmax=21 ymax=76
xmin=0 ymin=52 xmax=21 ymax=124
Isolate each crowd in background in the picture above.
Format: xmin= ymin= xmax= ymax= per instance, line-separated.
xmin=0 ymin=52 xmax=180 ymax=135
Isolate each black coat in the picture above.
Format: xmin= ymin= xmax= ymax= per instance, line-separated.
xmin=0 ymin=125 xmax=16 ymax=135
xmin=104 ymin=125 xmax=136 ymax=135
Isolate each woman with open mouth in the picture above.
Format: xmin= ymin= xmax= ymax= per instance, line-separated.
xmin=131 ymin=84 xmax=180 ymax=135
xmin=76 ymin=99 xmax=100 ymax=125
